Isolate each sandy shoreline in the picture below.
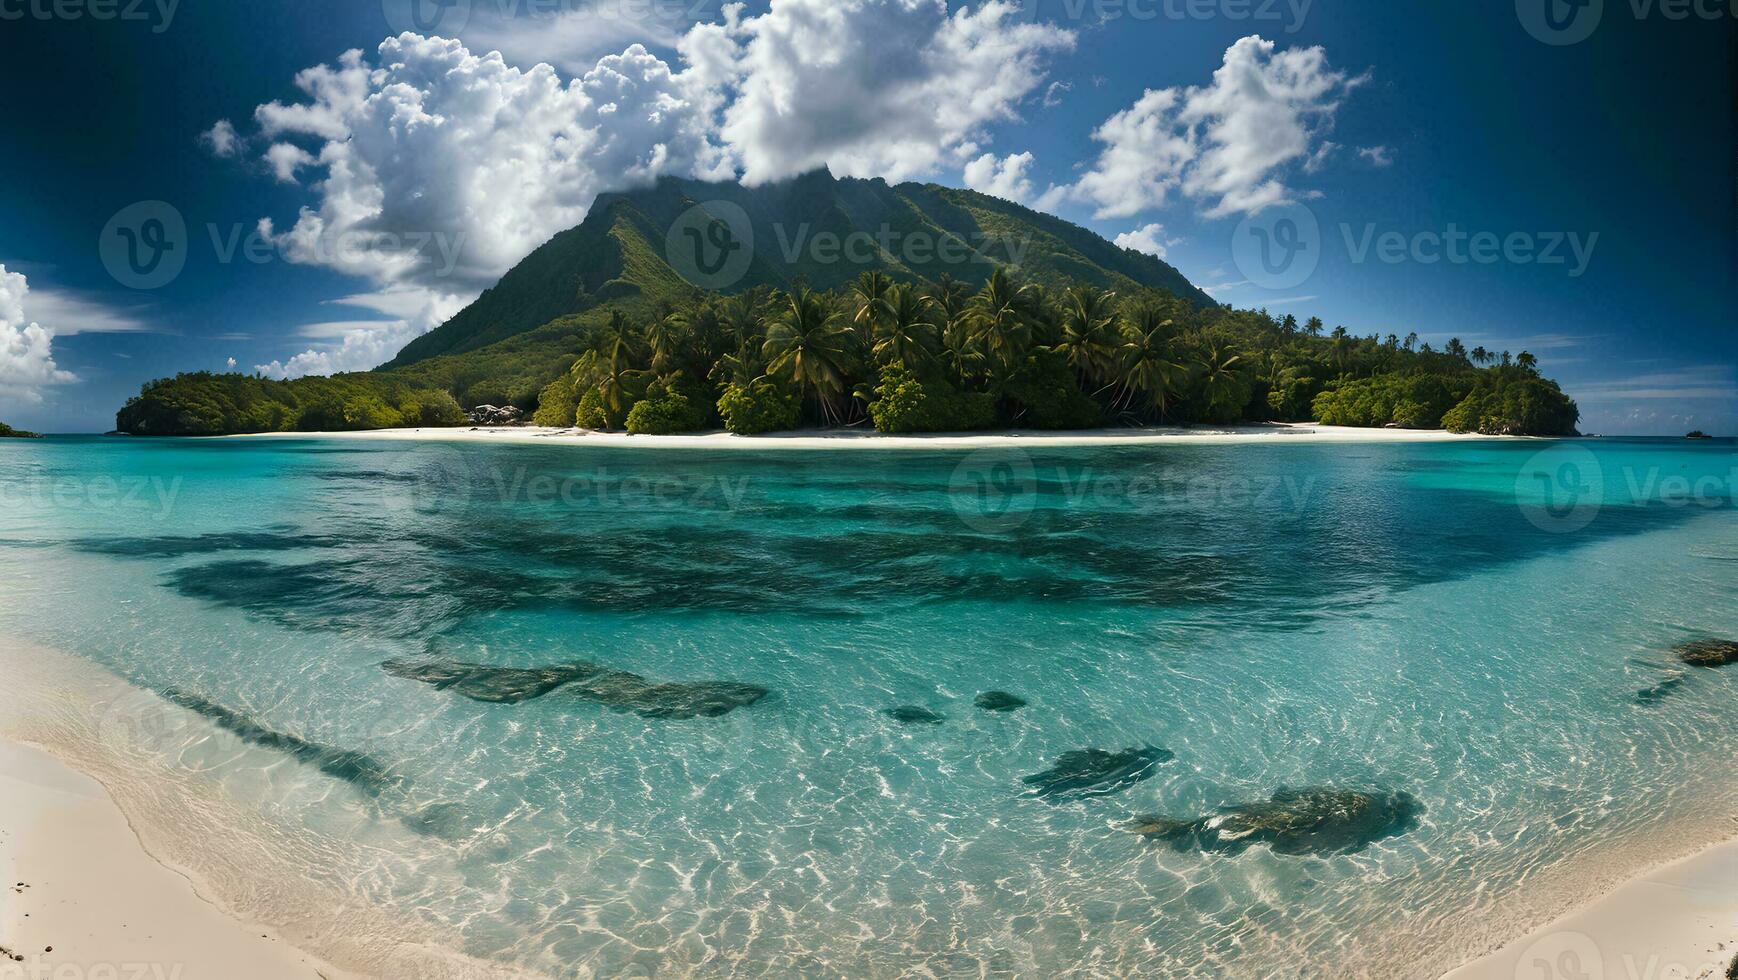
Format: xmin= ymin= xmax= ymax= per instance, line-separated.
xmin=230 ymin=421 xmax=1516 ymax=450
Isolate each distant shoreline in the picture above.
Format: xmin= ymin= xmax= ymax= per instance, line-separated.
xmin=229 ymin=421 xmax=1522 ymax=450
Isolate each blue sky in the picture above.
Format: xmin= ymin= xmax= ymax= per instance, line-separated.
xmin=0 ymin=0 xmax=1731 ymax=434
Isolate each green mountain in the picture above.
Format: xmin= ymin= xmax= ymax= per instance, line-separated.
xmin=386 ymin=169 xmax=1214 ymax=370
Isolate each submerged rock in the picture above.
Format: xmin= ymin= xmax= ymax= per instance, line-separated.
xmin=1022 ymin=745 xmax=1173 ymax=801
xmin=1675 ymin=639 xmax=1738 ymax=667
xmin=1632 ymin=675 xmax=1687 ymax=704
xmin=1128 ymin=786 xmax=1424 ymax=856
xmin=384 ymin=658 xmax=769 ymax=718
xmin=974 ymin=691 xmax=1028 ymax=712
xmin=883 ymin=706 xmax=947 ymax=725
xmin=383 ymin=659 xmax=593 ymax=704
xmin=162 ymin=689 xmax=399 ymax=796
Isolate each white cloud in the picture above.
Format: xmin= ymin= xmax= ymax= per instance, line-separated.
xmin=264 ymin=142 xmax=316 ymax=183
xmin=1063 ymin=35 xmax=1360 ymax=219
xmin=1113 ymin=223 xmax=1173 ymax=258
xmin=200 ymin=119 xmax=241 ymax=157
xmin=1358 ymin=145 xmax=1393 ymax=166
xmin=254 ymin=290 xmax=468 ymax=380
xmin=962 ymin=151 xmax=1036 ymax=204
xmin=718 ymin=0 xmax=1074 ymax=184
xmin=226 ymin=357 xmax=237 ymax=370
xmin=11 ymin=286 xmax=151 ymax=336
xmin=458 ymin=3 xmax=691 ymax=74
xmin=1043 ymin=80 xmax=1072 ymax=107
xmin=0 ymin=265 xmax=77 ymax=404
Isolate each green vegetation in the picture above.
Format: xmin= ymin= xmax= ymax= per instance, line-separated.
xmin=0 ymin=421 xmax=42 ymax=438
xmin=114 ymin=372 xmax=464 ymax=436
xmin=114 ymin=173 xmax=1577 ymax=438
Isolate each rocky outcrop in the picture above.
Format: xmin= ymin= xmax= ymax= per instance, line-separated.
xmin=466 ymin=404 xmax=524 ymax=426
xmin=1021 ymin=745 xmax=1173 ymax=801
xmin=1128 ymin=786 xmax=1424 ymax=856
xmin=1675 ymin=639 xmax=1738 ymax=667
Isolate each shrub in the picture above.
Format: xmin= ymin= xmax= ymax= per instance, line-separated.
xmin=531 ymin=375 xmax=580 ymax=427
xmin=869 ymin=365 xmax=997 ymax=433
xmin=716 ymin=380 xmax=800 ymax=434
xmin=626 ymin=380 xmax=708 ymax=434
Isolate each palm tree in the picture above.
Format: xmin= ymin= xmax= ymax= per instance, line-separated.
xmin=643 ymin=308 xmax=687 ymax=376
xmin=764 ymin=287 xmax=855 ymax=423
xmin=871 ymin=284 xmax=938 ymax=368
xmin=849 ymin=271 xmax=893 ymax=346
xmin=968 ymin=268 xmax=1034 ymax=371
xmin=1471 ymin=345 xmax=1491 ymax=366
xmin=1054 ymin=284 xmax=1121 ymax=391
xmin=1403 ymin=331 xmax=1418 ymax=352
xmin=1119 ymin=308 xmax=1184 ymax=418
xmin=1516 ymin=350 xmax=1538 ymax=373
xmin=1445 ymin=337 xmax=1468 ymax=363
xmin=937 ymin=314 xmax=985 ymax=387
xmin=1196 ymin=342 xmax=1248 ymax=420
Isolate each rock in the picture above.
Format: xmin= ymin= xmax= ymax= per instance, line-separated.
xmin=1675 ymin=639 xmax=1738 ymax=667
xmin=385 ymin=658 xmax=770 ymax=719
xmin=974 ymin=691 xmax=1027 ymax=712
xmin=383 ymin=660 xmax=592 ymax=704
xmin=1633 ymin=675 xmax=1687 ymax=704
xmin=161 ymin=689 xmax=400 ymax=797
xmin=1129 ymin=786 xmax=1425 ymax=856
xmin=1021 ymin=745 xmax=1173 ymax=801
xmin=883 ymin=706 xmax=946 ymax=725
xmin=465 ymin=404 xmax=525 ymax=426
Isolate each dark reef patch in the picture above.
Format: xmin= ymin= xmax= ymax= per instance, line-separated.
xmin=162 ymin=688 xmax=399 ymax=796
xmin=1021 ymin=746 xmax=1173 ymax=801
xmin=1675 ymin=639 xmax=1738 ymax=667
xmin=1632 ymin=675 xmax=1688 ymax=704
xmin=385 ymin=658 xmax=770 ymax=719
xmin=1128 ymin=786 xmax=1424 ymax=856
xmin=974 ymin=691 xmax=1027 ymax=712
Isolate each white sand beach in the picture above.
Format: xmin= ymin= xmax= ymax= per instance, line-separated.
xmin=1444 ymin=836 xmax=1738 ymax=979
xmin=232 ymin=421 xmax=1514 ymax=450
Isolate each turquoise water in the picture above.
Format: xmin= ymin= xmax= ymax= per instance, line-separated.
xmin=1 ymin=434 xmax=1735 ymax=977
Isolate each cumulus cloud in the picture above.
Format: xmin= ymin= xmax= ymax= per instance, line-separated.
xmin=962 ymin=151 xmax=1037 ymax=204
xmin=1063 ymin=35 xmax=1361 ymax=219
xmin=254 ymin=289 xmax=468 ymax=380
xmin=1113 ymin=223 xmax=1173 ymax=258
xmin=216 ymin=2 xmax=1075 ymax=377
xmin=718 ymin=0 xmax=1074 ymax=184
xmin=200 ymin=119 xmax=241 ymax=157
xmin=1358 ymin=145 xmax=1393 ymax=166
xmin=0 ymin=265 xmax=77 ymax=403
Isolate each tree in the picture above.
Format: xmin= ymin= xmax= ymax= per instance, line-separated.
xmin=871 ymin=284 xmax=938 ymax=369
xmin=1196 ymin=343 xmax=1251 ymax=421
xmin=763 ymin=286 xmax=855 ymax=423
xmin=1471 ymin=346 xmax=1491 ymax=366
xmin=967 ymin=268 xmax=1034 ymax=371
xmin=1118 ymin=307 xmax=1185 ymax=418
xmin=1054 ymin=284 xmax=1121 ymax=391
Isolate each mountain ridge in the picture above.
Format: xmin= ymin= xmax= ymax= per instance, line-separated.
xmin=384 ymin=168 xmax=1215 ymax=370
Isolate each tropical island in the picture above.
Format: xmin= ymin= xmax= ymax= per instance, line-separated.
xmin=114 ymin=171 xmax=1579 ymax=439
xmin=0 ymin=421 xmax=41 ymax=438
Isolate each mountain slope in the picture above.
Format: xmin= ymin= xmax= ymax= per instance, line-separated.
xmin=385 ymin=169 xmax=1215 ymax=369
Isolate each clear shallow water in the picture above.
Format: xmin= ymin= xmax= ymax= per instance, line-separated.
xmin=1 ymin=434 xmax=1735 ymax=977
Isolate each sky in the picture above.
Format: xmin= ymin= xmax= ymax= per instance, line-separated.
xmin=0 ymin=0 xmax=1732 ymax=434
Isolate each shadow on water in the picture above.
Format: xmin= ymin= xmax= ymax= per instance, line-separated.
xmin=63 ymin=441 xmax=1730 ymax=643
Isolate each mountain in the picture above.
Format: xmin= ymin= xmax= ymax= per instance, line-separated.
xmin=384 ymin=169 xmax=1215 ymax=370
